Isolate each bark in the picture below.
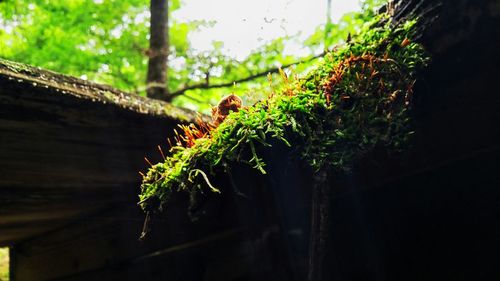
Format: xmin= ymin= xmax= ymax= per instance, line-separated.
xmin=146 ymin=0 xmax=169 ymax=100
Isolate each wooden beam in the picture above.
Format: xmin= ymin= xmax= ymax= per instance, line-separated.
xmin=0 ymin=60 xmax=201 ymax=244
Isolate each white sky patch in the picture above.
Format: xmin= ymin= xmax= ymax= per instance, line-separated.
xmin=99 ymin=63 xmax=110 ymax=73
xmin=110 ymin=25 xmax=123 ymax=38
xmin=0 ymin=18 xmax=20 ymax=35
xmin=135 ymin=11 xmax=150 ymax=25
xmin=169 ymin=56 xmax=186 ymax=69
xmin=173 ymin=0 xmax=361 ymax=60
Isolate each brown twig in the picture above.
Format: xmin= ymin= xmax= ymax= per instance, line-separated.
xmin=165 ymin=52 xmax=325 ymax=100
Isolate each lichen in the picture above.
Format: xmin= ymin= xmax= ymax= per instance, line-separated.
xmin=139 ymin=15 xmax=430 ymax=213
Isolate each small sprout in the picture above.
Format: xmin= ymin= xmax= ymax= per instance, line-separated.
xmin=144 ymin=157 xmax=153 ymax=167
xmin=157 ymin=145 xmax=166 ymax=160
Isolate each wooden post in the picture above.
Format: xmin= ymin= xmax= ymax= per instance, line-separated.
xmin=307 ymin=169 xmax=331 ymax=281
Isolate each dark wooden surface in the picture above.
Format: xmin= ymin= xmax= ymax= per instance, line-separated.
xmin=0 ymin=61 xmax=198 ymax=245
xmin=328 ymin=148 xmax=500 ymax=281
xmin=9 ymin=162 xmax=304 ymax=281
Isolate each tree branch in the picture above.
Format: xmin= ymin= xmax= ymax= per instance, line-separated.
xmin=167 ymin=52 xmax=325 ymax=100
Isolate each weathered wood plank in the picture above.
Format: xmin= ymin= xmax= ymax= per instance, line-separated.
xmin=36 ymin=226 xmax=288 ymax=281
xmin=0 ymin=185 xmax=132 ymax=245
xmin=11 ymin=145 xmax=500 ymax=281
xmin=8 ymin=153 xmax=303 ymax=281
xmin=9 ymin=188 xmax=295 ymax=281
xmin=0 ymin=61 xmax=200 ymax=244
xmin=0 ymin=58 xmax=198 ymax=119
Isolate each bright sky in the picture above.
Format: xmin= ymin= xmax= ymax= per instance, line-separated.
xmin=173 ymin=0 xmax=361 ymax=60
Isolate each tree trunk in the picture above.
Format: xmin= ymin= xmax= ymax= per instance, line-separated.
xmin=146 ymin=0 xmax=169 ymax=100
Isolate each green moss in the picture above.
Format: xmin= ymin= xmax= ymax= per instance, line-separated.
xmin=139 ymin=15 xmax=430 ymax=213
xmin=0 ymin=58 xmax=33 ymax=74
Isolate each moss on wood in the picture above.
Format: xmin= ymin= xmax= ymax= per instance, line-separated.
xmin=139 ymin=15 xmax=430 ymax=213
xmin=0 ymin=58 xmax=198 ymax=122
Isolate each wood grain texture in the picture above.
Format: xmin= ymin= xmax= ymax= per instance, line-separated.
xmin=0 ymin=61 xmax=199 ymax=245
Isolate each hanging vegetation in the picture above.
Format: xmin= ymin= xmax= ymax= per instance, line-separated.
xmin=139 ymin=14 xmax=430 ymax=214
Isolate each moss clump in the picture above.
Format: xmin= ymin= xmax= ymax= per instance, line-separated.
xmin=139 ymin=15 xmax=430 ymax=213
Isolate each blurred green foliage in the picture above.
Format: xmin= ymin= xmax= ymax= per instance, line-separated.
xmin=0 ymin=248 xmax=8 ymax=281
xmin=0 ymin=0 xmax=385 ymax=112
